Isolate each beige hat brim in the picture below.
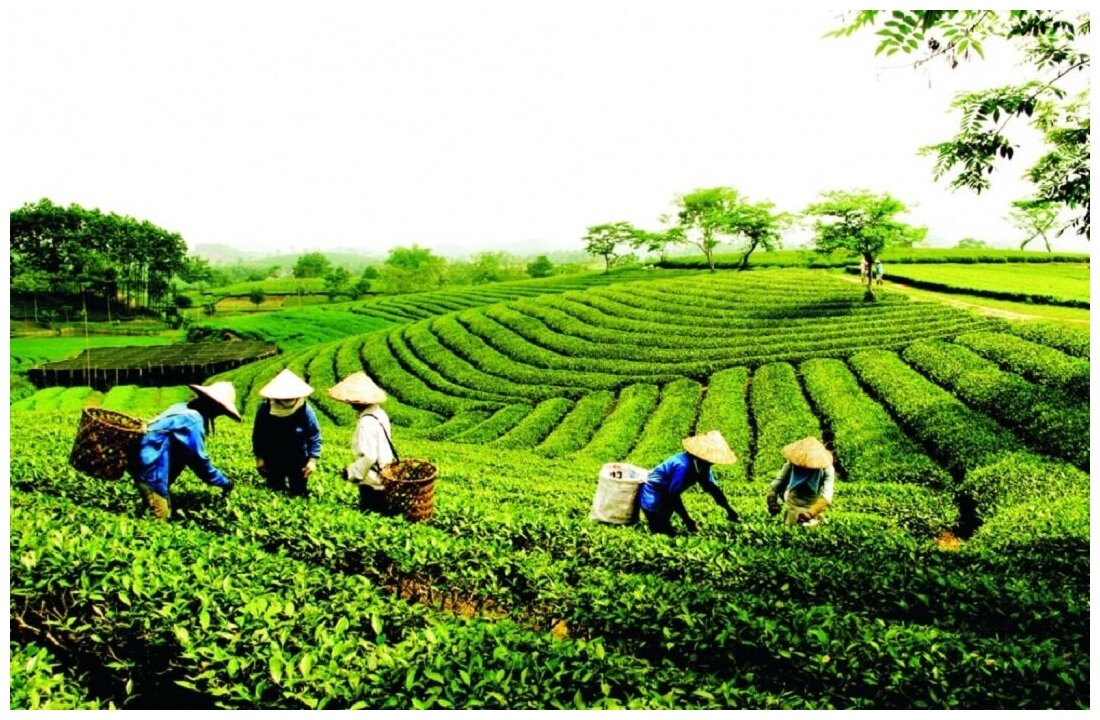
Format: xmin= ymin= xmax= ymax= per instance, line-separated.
xmin=189 ymin=382 xmax=242 ymax=421
xmin=682 ymin=430 xmax=738 ymax=465
xmin=327 ymin=372 xmax=388 ymax=405
xmin=259 ymin=369 xmax=314 ymax=399
xmin=782 ymin=437 xmax=833 ymax=469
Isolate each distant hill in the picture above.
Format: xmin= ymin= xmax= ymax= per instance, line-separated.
xmin=192 ymin=244 xmax=385 ymax=272
xmin=191 ymin=242 xmax=593 ymax=269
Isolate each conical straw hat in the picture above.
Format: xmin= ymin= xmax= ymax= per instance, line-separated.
xmin=682 ymin=430 xmax=737 ymax=465
xmin=327 ymin=371 xmax=388 ymax=405
xmin=258 ymin=368 xmax=314 ymax=399
xmin=188 ymin=381 xmax=242 ymax=421
xmin=782 ymin=436 xmax=833 ymax=469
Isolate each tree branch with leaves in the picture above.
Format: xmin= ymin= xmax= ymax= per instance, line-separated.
xmin=828 ymin=10 xmax=1090 ymax=239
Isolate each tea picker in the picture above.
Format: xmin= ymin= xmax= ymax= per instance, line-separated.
xmin=252 ymin=368 xmax=322 ymax=497
xmin=328 ymin=371 xmax=437 ymax=521
xmin=127 ymin=381 xmax=242 ymax=519
xmin=765 ymin=436 xmax=836 ymax=526
xmin=598 ymin=430 xmax=734 ymax=538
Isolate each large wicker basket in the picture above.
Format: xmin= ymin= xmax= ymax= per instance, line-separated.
xmin=380 ymin=459 xmax=438 ymax=522
xmin=69 ymin=407 xmax=147 ymax=480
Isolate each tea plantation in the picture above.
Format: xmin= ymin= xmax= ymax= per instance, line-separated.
xmin=9 ymin=268 xmax=1090 ymax=709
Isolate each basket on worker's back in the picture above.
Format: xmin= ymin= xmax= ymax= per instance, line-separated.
xmin=590 ymin=462 xmax=649 ymax=525
xmin=380 ymin=459 xmax=438 ymax=522
xmin=69 ymin=407 xmax=147 ymax=480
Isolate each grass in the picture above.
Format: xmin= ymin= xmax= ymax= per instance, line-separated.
xmin=882 ymin=282 xmax=1091 ymax=327
xmin=662 ymin=247 xmax=1090 ymax=270
xmin=884 ymin=263 xmax=1090 ymax=304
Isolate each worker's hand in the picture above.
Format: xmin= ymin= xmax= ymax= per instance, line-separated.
xmin=766 ymin=492 xmax=780 ymax=516
xmin=303 ymin=458 xmax=317 ymax=478
xmin=797 ymin=511 xmax=814 ymax=524
xmin=685 ymin=519 xmax=701 ymax=533
xmin=222 ymin=482 xmax=233 ymax=498
xmin=726 ymin=509 xmax=740 ymax=523
xmin=255 ymin=458 xmax=266 ymax=477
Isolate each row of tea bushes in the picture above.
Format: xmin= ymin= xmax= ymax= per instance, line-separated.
xmin=901 ymin=340 xmax=1088 ymax=468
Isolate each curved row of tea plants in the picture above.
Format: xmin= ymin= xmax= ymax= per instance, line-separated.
xmin=9 ymin=404 xmax=1088 ymax=709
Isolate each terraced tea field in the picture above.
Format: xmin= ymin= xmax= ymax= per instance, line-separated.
xmin=9 ymin=268 xmax=1090 ymax=709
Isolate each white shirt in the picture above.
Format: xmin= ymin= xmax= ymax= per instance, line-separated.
xmin=346 ymin=405 xmax=394 ymax=489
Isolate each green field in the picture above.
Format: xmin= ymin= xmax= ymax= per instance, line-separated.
xmin=9 ymin=267 xmax=1090 ymax=710
xmin=189 ymin=276 xmax=327 ymax=297
xmin=883 ymin=263 xmax=1090 ymax=306
xmin=663 ymin=247 xmax=1091 ymax=270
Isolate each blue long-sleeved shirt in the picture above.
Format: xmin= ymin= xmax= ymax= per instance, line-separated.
xmin=128 ymin=403 xmax=230 ymax=497
xmin=251 ymin=401 xmax=322 ymax=467
xmin=639 ymin=452 xmax=718 ymax=515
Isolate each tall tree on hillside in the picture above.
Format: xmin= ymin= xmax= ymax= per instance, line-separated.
xmin=351 ymin=266 xmax=379 ymax=298
xmin=180 ymin=256 xmax=216 ymax=292
xmin=324 ymin=266 xmax=352 ymax=299
xmin=9 ymin=266 xmax=50 ymax=324
xmin=381 ymin=244 xmax=446 ymax=293
xmin=828 ymin=10 xmax=1090 ymax=239
xmin=292 ymin=252 xmax=332 ymax=279
xmin=526 ymin=255 xmax=555 ymax=278
xmin=471 ymin=252 xmax=512 ymax=284
xmin=803 ymin=189 xmax=927 ymax=301
xmin=10 ymin=198 xmax=186 ymax=311
xmin=1007 ymin=199 xmax=1061 ymax=252
xmin=583 ymin=222 xmax=637 ymax=273
xmin=665 ymin=187 xmax=790 ymax=271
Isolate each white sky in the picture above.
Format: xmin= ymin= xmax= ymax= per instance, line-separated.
xmin=3 ymin=3 xmax=1091 ymax=259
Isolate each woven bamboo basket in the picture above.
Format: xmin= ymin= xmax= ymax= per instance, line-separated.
xmin=380 ymin=459 xmax=438 ymax=522
xmin=69 ymin=407 xmax=147 ymax=480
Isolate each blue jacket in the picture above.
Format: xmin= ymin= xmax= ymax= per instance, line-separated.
xmin=128 ymin=403 xmax=231 ymax=497
xmin=251 ymin=401 xmax=322 ymax=467
xmin=639 ymin=452 xmax=718 ymax=515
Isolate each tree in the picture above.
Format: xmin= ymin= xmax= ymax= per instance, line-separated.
xmin=292 ymin=252 xmax=332 ymax=279
xmin=249 ymin=287 xmax=266 ymax=307
xmin=179 ymin=256 xmax=215 ymax=291
xmin=10 ymin=267 xmax=51 ymax=324
xmin=582 ymin=222 xmax=637 ymax=273
xmin=10 ymin=198 xmax=187 ymax=312
xmin=380 ymin=244 xmax=446 ymax=293
xmin=470 ymin=252 xmax=514 ymax=284
xmin=351 ymin=266 xmax=379 ymax=298
xmin=955 ymin=237 xmax=990 ymax=249
xmin=1007 ymin=199 xmax=1061 ymax=252
xmin=324 ymin=266 xmax=352 ymax=299
xmin=803 ymin=190 xmax=927 ymax=300
xmin=828 ymin=10 xmax=1090 ymax=238
xmin=722 ymin=199 xmax=792 ymax=270
xmin=666 ymin=187 xmax=790 ymax=271
xmin=526 ymin=255 xmax=555 ymax=278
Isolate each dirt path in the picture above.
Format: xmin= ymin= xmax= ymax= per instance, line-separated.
xmin=837 ymin=274 xmax=1090 ymax=324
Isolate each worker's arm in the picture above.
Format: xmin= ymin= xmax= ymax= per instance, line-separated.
xmin=701 ymin=474 xmax=739 ymax=521
xmin=766 ymin=462 xmax=792 ymax=514
xmin=671 ymin=494 xmax=698 ymax=531
xmin=179 ymin=423 xmax=231 ymax=490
